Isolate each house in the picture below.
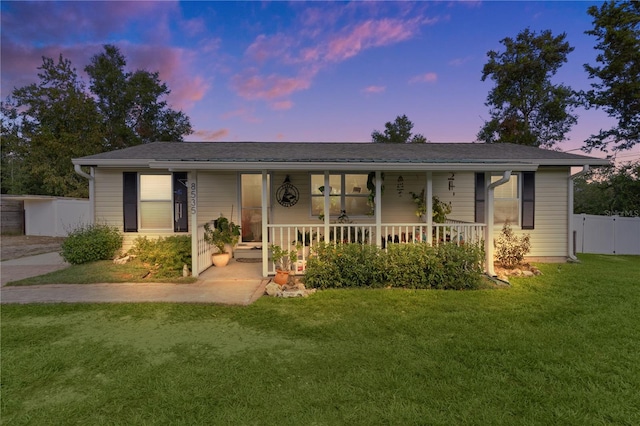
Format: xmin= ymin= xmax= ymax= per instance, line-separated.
xmin=72 ymin=141 xmax=610 ymax=277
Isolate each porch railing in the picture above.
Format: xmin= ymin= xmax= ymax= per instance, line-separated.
xmin=196 ymin=222 xmax=485 ymax=276
xmin=264 ymin=221 xmax=485 ymax=275
xmin=196 ymin=224 xmax=214 ymax=275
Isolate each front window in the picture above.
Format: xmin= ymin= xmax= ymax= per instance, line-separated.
xmin=139 ymin=174 xmax=172 ymax=230
xmin=492 ymin=173 xmax=519 ymax=225
xmin=310 ymin=173 xmax=369 ymax=217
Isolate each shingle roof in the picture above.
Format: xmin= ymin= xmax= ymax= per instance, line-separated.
xmin=73 ymin=141 xmax=609 ymax=168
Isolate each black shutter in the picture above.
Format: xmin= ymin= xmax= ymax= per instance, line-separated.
xmin=173 ymin=172 xmax=188 ymax=232
xmin=123 ymin=172 xmax=138 ymax=232
xmin=522 ymin=171 xmax=535 ymax=229
xmin=475 ymin=173 xmax=485 ymax=223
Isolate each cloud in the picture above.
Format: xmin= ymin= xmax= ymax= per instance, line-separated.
xmin=362 ymin=85 xmax=386 ymax=94
xmin=449 ymin=56 xmax=473 ymax=66
xmin=231 ymin=70 xmax=312 ymax=108
xmin=409 ymin=73 xmax=438 ymax=84
xmin=325 ymin=18 xmax=421 ymax=62
xmin=191 ymin=128 xmax=230 ymax=141
xmin=271 ymin=100 xmax=294 ymax=110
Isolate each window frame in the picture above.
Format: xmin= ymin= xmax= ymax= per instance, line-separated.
xmin=491 ymin=172 xmax=520 ymax=227
xmin=309 ymin=173 xmax=370 ymax=218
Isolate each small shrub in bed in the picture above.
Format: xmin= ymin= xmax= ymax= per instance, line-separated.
xmin=128 ymin=235 xmax=192 ymax=278
xmin=61 ymin=223 xmax=123 ymax=265
xmin=495 ymin=222 xmax=531 ymax=268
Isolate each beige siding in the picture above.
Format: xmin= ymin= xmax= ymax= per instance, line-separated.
xmin=94 ymin=168 xmax=193 ymax=252
xmin=196 ymin=171 xmax=239 ymax=225
xmin=271 ymin=171 xmax=313 ymax=224
xmin=492 ymin=167 xmax=569 ymax=258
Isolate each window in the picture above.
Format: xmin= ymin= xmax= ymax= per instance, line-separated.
xmin=310 ymin=173 xmax=369 ymax=217
xmin=122 ymin=172 xmax=188 ymax=232
xmin=474 ymin=172 xmax=535 ymax=229
xmin=492 ymin=173 xmax=520 ymax=226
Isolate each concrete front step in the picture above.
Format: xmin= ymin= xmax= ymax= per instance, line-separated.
xmin=234 ymin=245 xmax=263 ymax=259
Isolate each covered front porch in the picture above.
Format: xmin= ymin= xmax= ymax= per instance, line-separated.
xmin=189 ymin=169 xmax=493 ymax=278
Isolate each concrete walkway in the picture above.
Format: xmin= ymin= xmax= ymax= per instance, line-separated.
xmin=1 ymin=254 xmax=267 ymax=305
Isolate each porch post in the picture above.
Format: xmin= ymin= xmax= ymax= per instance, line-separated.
xmin=261 ymin=170 xmax=269 ymax=277
xmin=323 ymin=171 xmax=330 ymax=242
xmin=375 ymin=170 xmax=382 ymax=248
xmin=189 ymin=171 xmax=199 ymax=278
xmin=426 ymin=171 xmax=433 ymax=244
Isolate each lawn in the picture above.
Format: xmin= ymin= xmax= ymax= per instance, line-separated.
xmin=2 ymin=254 xmax=639 ymax=425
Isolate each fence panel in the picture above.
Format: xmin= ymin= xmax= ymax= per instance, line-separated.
xmin=574 ymin=214 xmax=640 ymax=255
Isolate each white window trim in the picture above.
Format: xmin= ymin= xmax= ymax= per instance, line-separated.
xmin=492 ymin=172 xmax=521 ymax=226
xmin=309 ymin=173 xmax=369 ymax=218
xmin=139 ymin=173 xmax=173 ymax=231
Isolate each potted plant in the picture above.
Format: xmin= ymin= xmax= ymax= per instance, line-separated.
xmin=203 ymin=214 xmax=241 ymax=267
xmin=270 ymin=243 xmax=298 ymax=285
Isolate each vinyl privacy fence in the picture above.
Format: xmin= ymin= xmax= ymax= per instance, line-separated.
xmin=573 ymin=214 xmax=640 ymax=255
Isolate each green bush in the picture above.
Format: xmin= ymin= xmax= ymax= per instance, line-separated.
xmin=304 ymin=242 xmax=485 ymax=290
xmin=61 ymin=223 xmax=123 ymax=265
xmin=433 ymin=243 xmax=484 ymax=290
xmin=128 ymin=235 xmax=192 ymax=278
xmin=495 ymin=222 xmax=531 ymax=268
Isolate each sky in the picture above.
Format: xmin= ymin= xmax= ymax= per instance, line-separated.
xmin=1 ymin=1 xmax=638 ymax=163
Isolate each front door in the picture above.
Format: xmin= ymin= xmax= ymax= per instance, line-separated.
xmin=240 ymin=174 xmax=269 ymax=243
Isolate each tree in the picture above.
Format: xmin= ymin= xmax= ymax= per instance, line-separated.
xmin=85 ymin=44 xmax=192 ymax=149
xmin=574 ymin=160 xmax=640 ymax=215
xmin=2 ymin=55 xmax=105 ymax=197
xmin=371 ymin=114 xmax=428 ymax=143
xmin=477 ymin=28 xmax=578 ymax=148
xmin=583 ymin=1 xmax=640 ymax=152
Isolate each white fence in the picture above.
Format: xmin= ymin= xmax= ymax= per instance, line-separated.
xmin=573 ymin=214 xmax=640 ymax=255
xmin=21 ymin=197 xmax=91 ymax=237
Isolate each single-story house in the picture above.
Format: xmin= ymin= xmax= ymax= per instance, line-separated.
xmin=72 ymin=141 xmax=610 ymax=277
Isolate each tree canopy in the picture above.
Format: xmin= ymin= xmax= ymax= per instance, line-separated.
xmin=477 ymin=28 xmax=578 ymax=148
xmin=583 ymin=0 xmax=640 ymax=152
xmin=1 ymin=46 xmax=193 ymax=197
xmin=574 ymin=160 xmax=640 ymax=216
xmin=371 ymin=115 xmax=428 ymax=143
xmin=85 ymin=45 xmax=193 ymax=149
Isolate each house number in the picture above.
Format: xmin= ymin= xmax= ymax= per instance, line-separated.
xmin=190 ymin=182 xmax=197 ymax=214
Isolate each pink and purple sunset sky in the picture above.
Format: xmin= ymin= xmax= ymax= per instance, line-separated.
xmin=1 ymin=1 xmax=638 ymax=163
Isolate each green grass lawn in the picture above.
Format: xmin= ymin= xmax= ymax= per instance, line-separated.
xmin=6 ymin=259 xmax=197 ymax=285
xmin=2 ymin=254 xmax=639 ymax=425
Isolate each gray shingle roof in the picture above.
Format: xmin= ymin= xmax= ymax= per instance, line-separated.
xmin=73 ymin=141 xmax=609 ymax=167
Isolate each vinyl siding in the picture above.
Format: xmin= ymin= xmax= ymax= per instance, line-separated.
xmin=492 ymin=167 xmax=569 ymax=258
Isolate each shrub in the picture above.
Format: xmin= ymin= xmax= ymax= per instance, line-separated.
xmin=494 ymin=222 xmax=531 ymax=268
xmin=61 ymin=223 xmax=123 ymax=265
xmin=434 ymin=243 xmax=484 ymax=290
xmin=128 ymin=235 xmax=192 ymax=278
xmin=304 ymin=243 xmax=385 ymax=289
xmin=304 ymin=242 xmax=485 ymax=290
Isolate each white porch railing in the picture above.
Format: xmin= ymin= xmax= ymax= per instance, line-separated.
xmin=196 ymin=223 xmax=214 ymax=275
xmin=196 ymin=222 xmax=485 ymax=276
xmin=264 ymin=221 xmax=485 ymax=275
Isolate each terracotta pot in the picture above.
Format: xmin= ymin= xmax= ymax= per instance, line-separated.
xmin=212 ymin=253 xmax=230 ymax=267
xmin=274 ymin=269 xmax=289 ymax=285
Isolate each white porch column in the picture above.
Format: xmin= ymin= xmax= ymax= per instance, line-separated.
xmin=426 ymin=171 xmax=433 ymax=244
xmin=323 ymin=171 xmax=330 ymax=241
xmin=189 ymin=171 xmax=199 ymax=277
xmin=261 ymin=170 xmax=269 ymax=277
xmin=485 ymin=171 xmax=511 ymax=276
xmin=375 ymin=171 xmax=382 ymax=248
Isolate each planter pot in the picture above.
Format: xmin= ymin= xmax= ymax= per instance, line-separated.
xmin=212 ymin=253 xmax=231 ymax=267
xmin=274 ymin=269 xmax=290 ymax=285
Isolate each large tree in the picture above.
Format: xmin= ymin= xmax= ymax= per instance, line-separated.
xmin=583 ymin=1 xmax=640 ymax=152
xmin=477 ymin=28 xmax=578 ymax=148
xmin=2 ymin=55 xmax=105 ymax=197
xmin=85 ymin=45 xmax=192 ymax=149
xmin=371 ymin=114 xmax=427 ymax=143
xmin=574 ymin=160 xmax=640 ymax=215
